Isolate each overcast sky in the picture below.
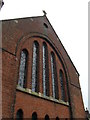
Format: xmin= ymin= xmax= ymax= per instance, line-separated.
xmin=0 ymin=0 xmax=88 ymax=110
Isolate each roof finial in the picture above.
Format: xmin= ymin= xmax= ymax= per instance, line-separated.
xmin=43 ymin=10 xmax=47 ymax=16
xmin=0 ymin=0 xmax=4 ymax=9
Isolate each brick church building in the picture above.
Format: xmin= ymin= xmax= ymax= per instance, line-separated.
xmin=1 ymin=14 xmax=86 ymax=119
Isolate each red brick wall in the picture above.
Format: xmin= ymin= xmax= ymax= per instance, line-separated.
xmin=2 ymin=51 xmax=17 ymax=118
xmin=14 ymin=91 xmax=70 ymax=118
xmin=0 ymin=50 xmax=2 ymax=119
xmin=69 ymin=85 xmax=86 ymax=118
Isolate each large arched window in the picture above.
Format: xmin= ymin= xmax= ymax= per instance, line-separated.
xmin=18 ymin=49 xmax=28 ymax=88
xmin=43 ymin=42 xmax=49 ymax=96
xmin=32 ymin=112 xmax=37 ymax=120
xmin=16 ymin=109 xmax=23 ymax=120
xmin=59 ymin=70 xmax=65 ymax=101
xmin=32 ymin=41 xmax=39 ymax=92
xmin=51 ymin=52 xmax=58 ymax=99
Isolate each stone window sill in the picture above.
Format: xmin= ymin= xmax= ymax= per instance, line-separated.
xmin=16 ymin=85 xmax=69 ymax=106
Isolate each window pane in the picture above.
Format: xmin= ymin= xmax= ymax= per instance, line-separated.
xmin=51 ymin=52 xmax=58 ymax=99
xmin=60 ymin=70 xmax=65 ymax=101
xmin=45 ymin=115 xmax=50 ymax=120
xmin=16 ymin=109 xmax=23 ymax=120
xmin=51 ymin=53 xmax=55 ymax=98
xmin=43 ymin=43 xmax=49 ymax=96
xmin=43 ymin=44 xmax=46 ymax=95
xmin=32 ymin=42 xmax=39 ymax=92
xmin=18 ymin=50 xmax=27 ymax=88
xmin=32 ymin=112 xmax=37 ymax=120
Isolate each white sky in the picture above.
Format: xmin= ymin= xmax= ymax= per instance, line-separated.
xmin=0 ymin=0 xmax=88 ymax=110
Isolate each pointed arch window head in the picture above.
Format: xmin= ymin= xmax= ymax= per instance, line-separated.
xmin=51 ymin=52 xmax=59 ymax=99
xmin=18 ymin=49 xmax=28 ymax=88
xmin=43 ymin=42 xmax=49 ymax=96
xmin=59 ymin=70 xmax=65 ymax=101
xmin=32 ymin=41 xmax=39 ymax=93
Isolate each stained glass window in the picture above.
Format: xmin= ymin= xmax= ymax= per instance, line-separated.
xmin=18 ymin=50 xmax=28 ymax=88
xmin=51 ymin=52 xmax=58 ymax=99
xmin=32 ymin=41 xmax=39 ymax=92
xmin=59 ymin=70 xmax=65 ymax=101
xmin=43 ymin=43 xmax=49 ymax=96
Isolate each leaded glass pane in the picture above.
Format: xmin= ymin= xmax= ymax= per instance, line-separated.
xmin=43 ymin=43 xmax=49 ymax=96
xmin=60 ymin=70 xmax=65 ymax=101
xmin=32 ymin=42 xmax=39 ymax=92
xmin=43 ymin=44 xmax=46 ymax=96
xmin=51 ymin=53 xmax=55 ymax=98
xmin=32 ymin=43 xmax=37 ymax=92
xmin=18 ymin=50 xmax=27 ymax=88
